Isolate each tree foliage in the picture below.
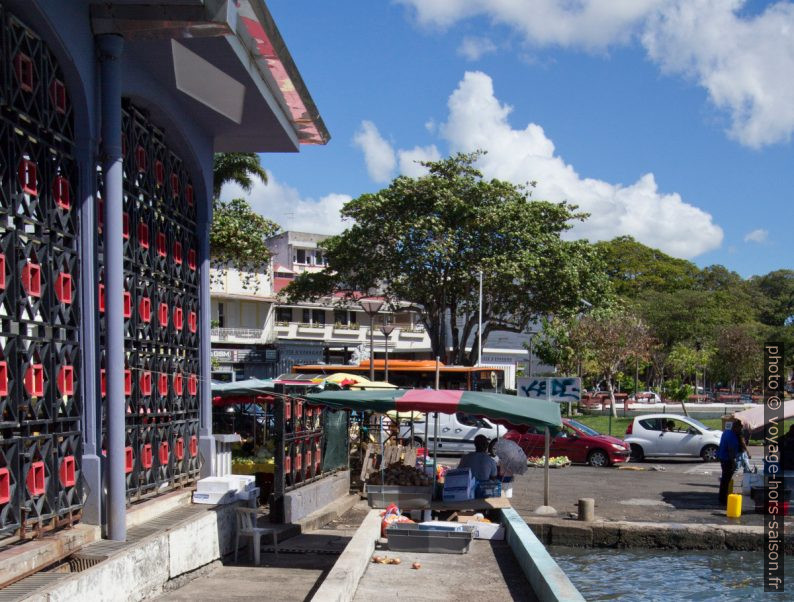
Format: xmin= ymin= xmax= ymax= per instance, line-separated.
xmin=570 ymin=309 xmax=653 ymax=417
xmin=285 ymin=152 xmax=611 ymax=363
xmin=210 ymin=153 xmax=279 ymax=290
xmin=212 ymin=152 xmax=268 ymax=198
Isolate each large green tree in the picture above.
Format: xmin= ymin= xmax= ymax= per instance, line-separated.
xmin=285 ymin=152 xmax=611 ymax=363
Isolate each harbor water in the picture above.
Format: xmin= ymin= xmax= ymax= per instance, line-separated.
xmin=550 ymin=546 xmax=793 ymax=601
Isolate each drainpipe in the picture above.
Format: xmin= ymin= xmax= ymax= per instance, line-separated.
xmin=198 ymin=176 xmax=215 ymax=478
xmin=78 ymin=130 xmax=101 ymax=525
xmin=97 ymin=33 xmax=126 ymax=541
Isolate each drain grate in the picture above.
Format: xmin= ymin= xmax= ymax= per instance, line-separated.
xmin=0 ymin=573 xmax=68 ymax=602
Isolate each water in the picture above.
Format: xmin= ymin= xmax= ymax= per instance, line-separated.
xmin=550 ymin=547 xmax=793 ymax=601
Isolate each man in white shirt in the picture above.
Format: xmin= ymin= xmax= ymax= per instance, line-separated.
xmin=458 ymin=434 xmax=497 ymax=481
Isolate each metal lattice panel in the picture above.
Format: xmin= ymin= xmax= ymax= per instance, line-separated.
xmin=98 ymin=98 xmax=201 ymax=503
xmin=0 ymin=2 xmax=81 ymax=540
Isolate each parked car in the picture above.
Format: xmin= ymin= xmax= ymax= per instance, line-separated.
xmin=624 ymin=414 xmax=722 ymax=462
xmin=401 ymin=412 xmax=506 ymax=454
xmin=504 ymin=419 xmax=631 ymax=467
xmin=629 ymin=391 xmax=662 ymax=403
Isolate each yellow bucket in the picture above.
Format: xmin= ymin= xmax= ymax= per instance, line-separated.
xmin=727 ymin=493 xmax=742 ymax=518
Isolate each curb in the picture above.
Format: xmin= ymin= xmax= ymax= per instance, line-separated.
xmin=310 ymin=509 xmax=380 ymax=602
xmin=296 ymin=493 xmax=360 ymax=533
xmin=522 ymin=516 xmax=794 ymax=553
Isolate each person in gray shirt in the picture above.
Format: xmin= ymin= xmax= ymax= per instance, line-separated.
xmin=458 ymin=434 xmax=497 ymax=481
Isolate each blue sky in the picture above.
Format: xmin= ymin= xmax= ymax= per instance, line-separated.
xmin=220 ymin=0 xmax=794 ymax=278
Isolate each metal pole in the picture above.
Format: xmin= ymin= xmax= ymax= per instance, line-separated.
xmin=431 ymin=412 xmax=439 ymax=494
xmin=435 ymin=357 xmax=440 ymax=390
xmin=544 ymin=427 xmax=550 ymax=507
xmin=528 ymin=334 xmax=534 ymax=378
xmin=369 ymin=315 xmax=375 ymax=382
xmin=98 ymin=33 xmax=126 ymax=542
xmin=384 ymin=331 xmax=389 ymax=383
xmin=78 ymin=134 xmax=101 ymax=525
xmin=477 ymin=270 xmax=483 ymax=366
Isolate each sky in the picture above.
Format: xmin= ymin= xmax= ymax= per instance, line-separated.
xmin=219 ymin=0 xmax=794 ymax=278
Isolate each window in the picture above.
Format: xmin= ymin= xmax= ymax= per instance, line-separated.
xmin=312 ymin=309 xmax=325 ymax=325
xmin=302 ymin=308 xmax=311 ymax=323
xmin=639 ymin=418 xmax=663 ymax=431
xmin=217 ymin=303 xmax=225 ymax=328
xmin=315 ymin=251 xmax=324 ymax=265
xmin=334 ymin=309 xmax=347 ymax=325
xmin=296 ymin=249 xmax=306 ymax=264
xmin=456 ymin=413 xmax=487 ymax=428
xmin=276 ymin=307 xmax=292 ymax=322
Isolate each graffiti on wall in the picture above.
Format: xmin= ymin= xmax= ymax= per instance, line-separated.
xmin=517 ymin=377 xmax=581 ymax=403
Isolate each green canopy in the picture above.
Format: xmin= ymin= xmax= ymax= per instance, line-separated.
xmin=301 ymin=389 xmax=561 ymax=433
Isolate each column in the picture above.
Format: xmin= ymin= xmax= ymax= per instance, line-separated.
xmin=97 ymin=33 xmax=125 ymax=541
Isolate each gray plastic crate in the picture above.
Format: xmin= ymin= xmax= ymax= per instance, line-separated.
xmin=386 ymin=523 xmax=475 ymax=554
xmin=366 ymin=485 xmax=433 ymax=509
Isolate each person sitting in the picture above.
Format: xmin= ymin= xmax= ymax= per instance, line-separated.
xmin=458 ymin=434 xmax=497 ymax=481
xmin=663 ymin=420 xmax=675 ymax=433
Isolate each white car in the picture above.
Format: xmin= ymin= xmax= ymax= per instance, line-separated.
xmin=400 ymin=412 xmax=506 ymax=454
xmin=624 ymin=414 xmax=722 ymax=462
xmin=629 ymin=391 xmax=662 ymax=403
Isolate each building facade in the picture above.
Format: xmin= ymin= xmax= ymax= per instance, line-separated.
xmin=0 ymin=0 xmax=327 ymax=543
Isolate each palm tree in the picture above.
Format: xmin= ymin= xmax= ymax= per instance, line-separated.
xmin=212 ymin=152 xmax=267 ymax=198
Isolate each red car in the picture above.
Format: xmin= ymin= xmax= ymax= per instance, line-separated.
xmin=505 ymin=418 xmax=631 ymax=467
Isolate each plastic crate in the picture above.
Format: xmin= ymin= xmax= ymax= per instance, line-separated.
xmin=386 ymin=522 xmax=475 ymax=554
xmin=366 ymin=485 xmax=433 ymax=509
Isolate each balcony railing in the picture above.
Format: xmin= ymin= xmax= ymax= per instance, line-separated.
xmin=210 ymin=327 xmax=274 ymax=343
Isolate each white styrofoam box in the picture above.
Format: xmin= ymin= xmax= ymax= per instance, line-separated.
xmin=230 ymin=475 xmax=256 ymax=492
xmin=418 ymin=521 xmax=466 ymax=532
xmin=444 ymin=468 xmax=474 ymax=489
xmin=236 ymin=487 xmax=260 ymax=504
xmin=470 ymin=522 xmax=505 ymax=540
xmin=192 ymin=489 xmax=238 ymax=505
xmin=196 ymin=476 xmax=237 ymax=494
xmin=442 ymin=486 xmax=474 ymax=502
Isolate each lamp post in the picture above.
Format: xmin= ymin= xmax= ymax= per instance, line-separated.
xmin=360 ymin=298 xmax=384 ymax=381
xmin=380 ymin=319 xmax=395 ymax=383
xmin=527 ymin=331 xmax=538 ymax=378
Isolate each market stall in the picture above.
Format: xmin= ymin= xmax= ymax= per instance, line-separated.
xmin=301 ymin=388 xmax=562 ymax=510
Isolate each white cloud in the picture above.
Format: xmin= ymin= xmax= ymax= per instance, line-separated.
xmin=438 ymin=71 xmax=722 ymax=258
xmin=457 ymin=36 xmax=497 ymax=60
xmin=398 ymin=0 xmax=794 ymax=148
xmin=643 ymin=0 xmax=794 ymax=147
xmin=397 ymin=0 xmax=662 ymax=50
xmin=353 ymin=120 xmax=396 ymax=182
xmin=219 ymin=171 xmax=350 ymax=235
xmin=743 ymin=228 xmax=768 ymax=243
xmin=398 ymin=145 xmax=442 ymax=177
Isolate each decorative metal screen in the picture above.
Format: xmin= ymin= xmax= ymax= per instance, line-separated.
xmin=0 ymin=4 xmax=82 ymax=538
xmin=97 ymin=100 xmax=201 ymax=502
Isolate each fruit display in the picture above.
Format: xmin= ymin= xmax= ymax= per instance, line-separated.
xmin=366 ymin=462 xmax=432 ymax=486
xmin=527 ymin=455 xmax=571 ymax=468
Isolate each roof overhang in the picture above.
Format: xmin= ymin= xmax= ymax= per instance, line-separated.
xmin=91 ymin=1 xmax=329 ymax=152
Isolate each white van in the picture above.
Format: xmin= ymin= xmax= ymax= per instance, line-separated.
xmin=399 ymin=412 xmax=506 ymax=454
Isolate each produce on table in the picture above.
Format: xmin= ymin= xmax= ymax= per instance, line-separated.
xmin=412 ymin=562 xmax=422 ymax=570
xmin=367 ymin=462 xmax=432 ymax=486
xmin=527 ymin=455 xmax=571 ymax=467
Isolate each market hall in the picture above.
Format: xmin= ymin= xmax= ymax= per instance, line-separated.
xmin=0 ymin=0 xmax=327 ymax=555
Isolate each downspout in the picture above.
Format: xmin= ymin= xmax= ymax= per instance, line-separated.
xmin=78 ymin=129 xmax=101 ymax=525
xmin=97 ymin=33 xmax=126 ymax=541
xmin=198 ymin=175 xmax=216 ymax=478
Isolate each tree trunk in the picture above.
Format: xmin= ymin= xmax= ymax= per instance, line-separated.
xmin=606 ymin=376 xmax=618 ymax=418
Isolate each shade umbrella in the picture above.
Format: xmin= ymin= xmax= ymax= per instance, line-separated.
xmin=301 ymin=388 xmax=561 ymax=433
xmin=731 ymin=401 xmax=794 ymax=433
xmin=323 ymin=372 xmax=373 ymax=385
xmin=493 ymin=438 xmax=528 ymax=475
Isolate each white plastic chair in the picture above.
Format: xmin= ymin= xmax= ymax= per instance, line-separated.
xmin=234 ymin=506 xmax=279 ymax=565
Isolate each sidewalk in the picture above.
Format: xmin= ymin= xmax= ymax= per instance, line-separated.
xmin=157 ymin=502 xmax=371 ymax=601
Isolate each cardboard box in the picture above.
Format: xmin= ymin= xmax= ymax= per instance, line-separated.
xmin=443 ymin=468 xmax=474 ymax=501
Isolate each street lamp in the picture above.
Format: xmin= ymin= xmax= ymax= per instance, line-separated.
xmin=380 ymin=318 xmax=395 ymax=383
xmin=360 ymin=298 xmax=384 ymax=381
xmin=527 ymin=330 xmax=538 ymax=378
